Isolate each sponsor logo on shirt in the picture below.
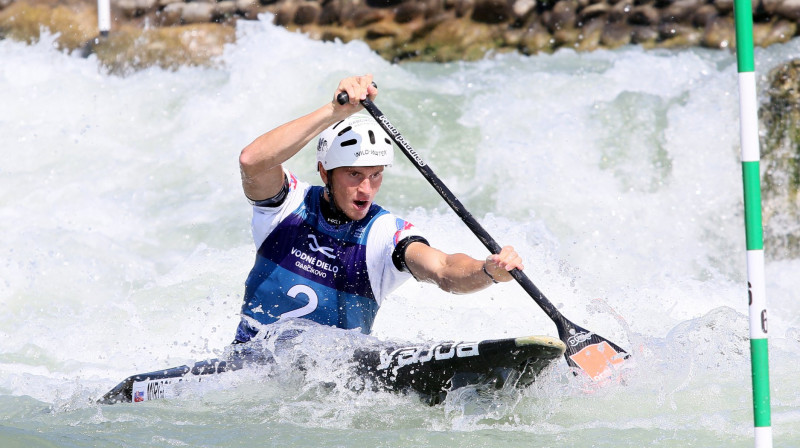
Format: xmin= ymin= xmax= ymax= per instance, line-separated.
xmin=290 ymin=236 xmax=340 ymax=278
xmin=307 ymin=234 xmax=335 ymax=259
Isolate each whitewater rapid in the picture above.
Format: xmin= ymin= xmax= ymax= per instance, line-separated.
xmin=1 ymin=17 xmax=799 ymax=446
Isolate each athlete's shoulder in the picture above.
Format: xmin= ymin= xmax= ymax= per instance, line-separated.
xmin=368 ymin=212 xmax=423 ymax=247
xmin=284 ymin=169 xmax=307 ymax=194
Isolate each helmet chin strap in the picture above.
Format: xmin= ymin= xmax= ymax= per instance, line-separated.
xmin=322 ymin=170 xmax=351 ymax=226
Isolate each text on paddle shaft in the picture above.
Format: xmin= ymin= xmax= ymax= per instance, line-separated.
xmin=377 ymin=341 xmax=480 ymax=370
xmin=376 ymin=115 xmax=426 ymax=167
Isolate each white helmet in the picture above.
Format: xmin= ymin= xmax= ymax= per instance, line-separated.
xmin=316 ymin=113 xmax=394 ymax=171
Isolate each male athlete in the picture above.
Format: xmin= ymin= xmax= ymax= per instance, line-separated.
xmin=234 ymin=74 xmax=523 ymax=343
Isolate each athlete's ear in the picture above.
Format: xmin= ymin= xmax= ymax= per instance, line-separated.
xmin=318 ymin=163 xmax=328 ymax=183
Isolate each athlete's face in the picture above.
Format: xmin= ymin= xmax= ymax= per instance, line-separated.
xmin=324 ymin=166 xmax=384 ymax=221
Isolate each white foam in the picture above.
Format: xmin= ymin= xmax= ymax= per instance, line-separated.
xmin=2 ymin=23 xmax=800 ymax=442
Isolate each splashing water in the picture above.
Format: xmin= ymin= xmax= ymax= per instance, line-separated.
xmin=2 ymin=18 xmax=800 ymax=446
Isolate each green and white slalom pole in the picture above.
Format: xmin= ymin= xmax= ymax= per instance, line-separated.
xmin=733 ymin=1 xmax=772 ymax=446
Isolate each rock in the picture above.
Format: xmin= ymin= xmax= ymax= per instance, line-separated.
xmin=575 ymin=16 xmax=604 ymax=50
xmin=426 ymin=15 xmax=494 ymax=46
xmin=217 ymin=1 xmax=237 ymax=16
xmin=512 ymin=0 xmax=536 ymax=20
xmin=661 ymin=0 xmax=702 ymax=22
xmin=758 ymin=19 xmax=796 ymax=46
xmin=601 ymin=20 xmax=632 ymax=47
xmin=352 ymin=8 xmax=387 ymax=26
xmin=546 ymin=0 xmax=577 ymax=31
xmin=753 ymin=20 xmax=773 ymax=46
xmin=454 ymin=0 xmax=474 ymax=18
xmin=0 ymin=0 xmax=14 ymax=10
xmin=627 ymin=4 xmax=658 ymax=25
xmin=553 ymin=26 xmax=581 ymax=46
xmin=759 ymin=59 xmax=800 ymax=259
xmin=318 ymin=0 xmax=342 ymax=24
xmin=88 ymin=22 xmax=235 ymax=74
xmin=608 ymin=0 xmax=633 ymax=22
xmin=658 ymin=22 xmax=702 ymax=47
xmin=159 ymin=2 xmax=183 ymax=25
xmin=775 ymin=0 xmax=800 ymax=20
xmin=471 ymin=0 xmax=512 ymax=23
xmin=396 ymin=15 xmax=506 ymax=60
xmin=367 ymin=0 xmax=404 ymax=6
xmin=365 ymin=20 xmax=407 ymax=38
xmin=236 ymin=0 xmax=261 ymax=20
xmin=691 ymin=4 xmax=717 ymax=27
xmin=630 ymin=24 xmax=658 ymax=44
xmin=713 ymin=0 xmax=733 ymax=14
xmin=319 ymin=27 xmax=361 ymax=43
xmin=579 ymin=2 xmax=610 ymax=22
xmin=395 ymin=1 xmax=426 ymax=23
xmin=294 ymin=2 xmax=320 ymax=24
xmin=502 ymin=26 xmax=524 ymax=44
xmin=117 ymin=0 xmax=159 ymax=18
xmin=519 ymin=21 xmax=554 ymax=53
xmin=422 ymin=0 xmax=447 ymax=19
xmin=761 ymin=0 xmax=782 ymax=14
xmin=182 ymin=2 xmax=216 ymax=24
xmin=702 ymin=15 xmax=734 ymax=48
xmin=0 ymin=1 xmax=97 ymax=50
xmin=273 ymin=1 xmax=296 ymax=26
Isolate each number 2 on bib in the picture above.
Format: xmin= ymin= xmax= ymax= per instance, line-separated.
xmin=279 ymin=284 xmax=319 ymax=319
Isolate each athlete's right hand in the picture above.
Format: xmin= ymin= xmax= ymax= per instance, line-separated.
xmin=485 ymin=245 xmax=523 ymax=283
xmin=334 ymin=74 xmax=377 ymax=108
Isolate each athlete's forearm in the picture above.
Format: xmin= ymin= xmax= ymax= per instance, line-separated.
xmin=239 ymin=103 xmax=339 ymax=201
xmin=407 ymin=249 xmax=494 ymax=294
xmin=406 ymin=243 xmax=521 ymax=294
xmin=436 ymin=254 xmax=497 ymax=294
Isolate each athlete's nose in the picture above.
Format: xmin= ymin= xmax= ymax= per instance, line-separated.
xmin=357 ymin=177 xmax=374 ymax=195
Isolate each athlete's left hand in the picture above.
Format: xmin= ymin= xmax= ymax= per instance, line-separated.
xmin=484 ymin=246 xmax=523 ymax=283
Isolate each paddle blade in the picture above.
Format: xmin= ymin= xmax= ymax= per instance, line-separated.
xmin=559 ymin=323 xmax=630 ymax=381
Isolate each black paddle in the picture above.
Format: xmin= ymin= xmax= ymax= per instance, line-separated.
xmin=338 ymin=91 xmax=630 ymax=380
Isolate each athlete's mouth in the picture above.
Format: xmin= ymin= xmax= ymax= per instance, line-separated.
xmin=354 ymin=200 xmax=368 ymax=208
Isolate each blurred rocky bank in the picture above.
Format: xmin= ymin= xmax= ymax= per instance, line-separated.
xmin=3 ymin=0 xmax=800 ymax=72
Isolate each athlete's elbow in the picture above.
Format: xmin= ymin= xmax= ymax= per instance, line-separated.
xmin=239 ymin=145 xmax=258 ymax=172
